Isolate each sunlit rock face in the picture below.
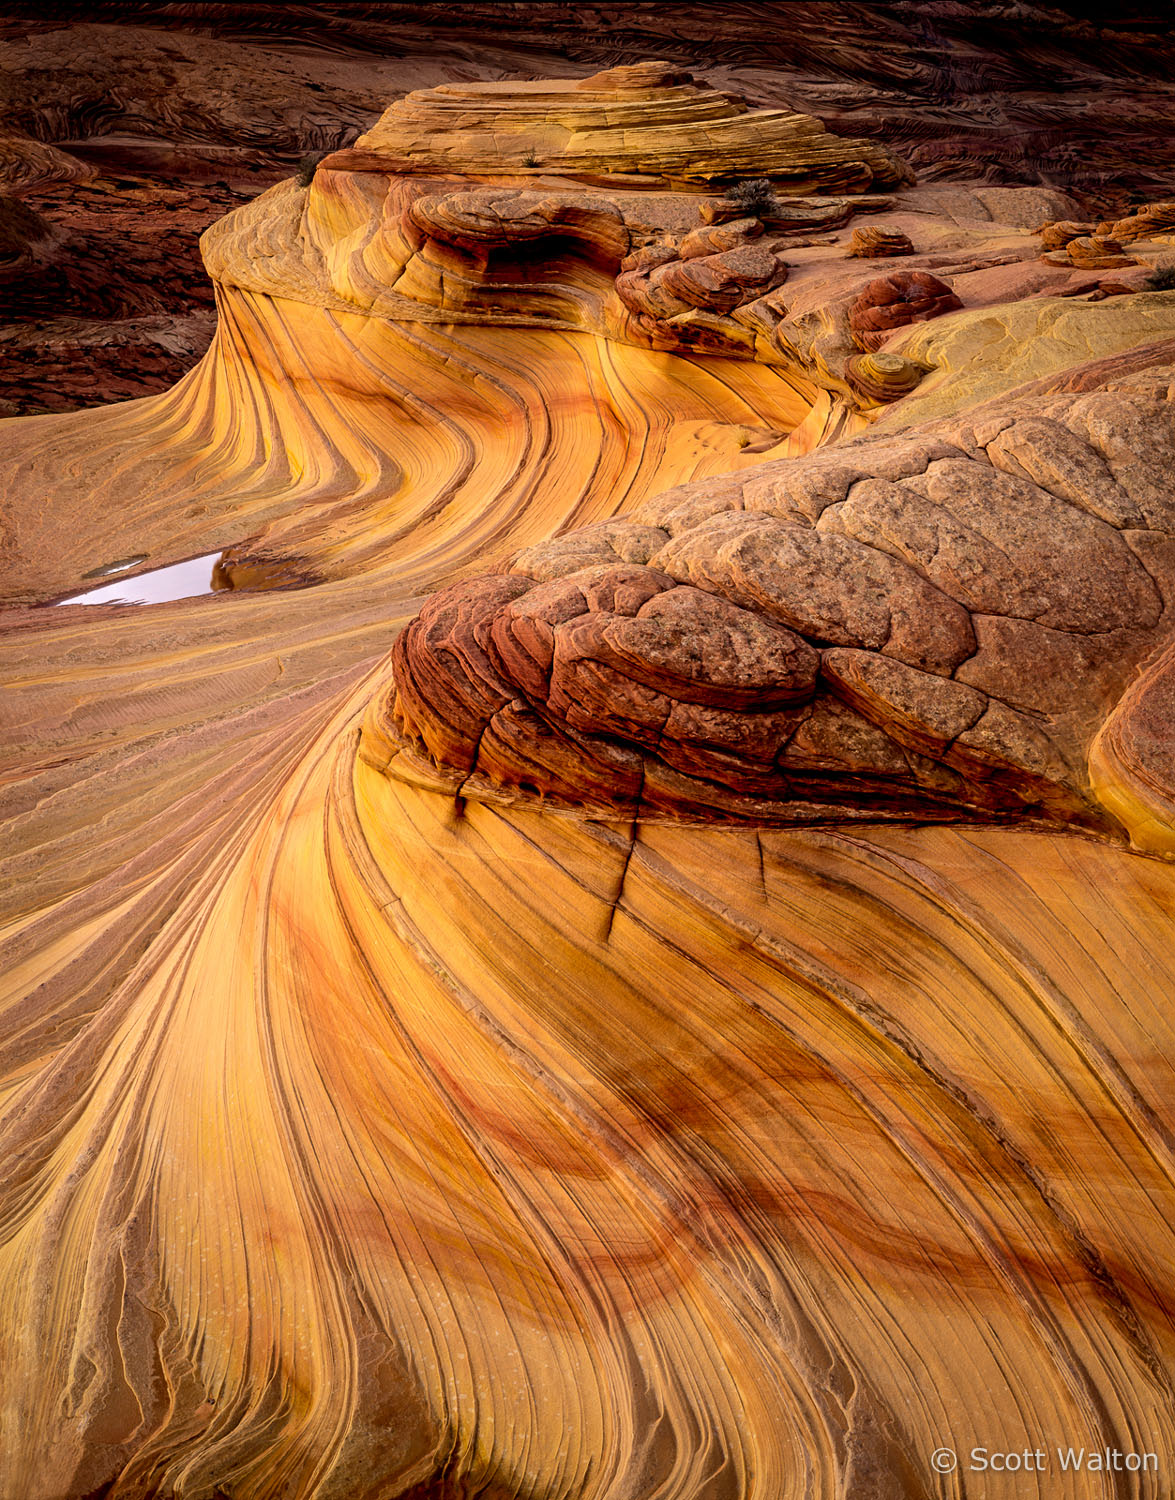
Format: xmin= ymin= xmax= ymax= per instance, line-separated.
xmin=11 ymin=63 xmax=930 ymax=609
xmin=351 ymin=61 xmax=911 ymax=191
xmin=6 ymin=58 xmax=1175 ymax=1500
xmin=375 ymin=371 xmax=1175 ymax=841
xmin=9 ymin=2 xmax=1175 ymax=413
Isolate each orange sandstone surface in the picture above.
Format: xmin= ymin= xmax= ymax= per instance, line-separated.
xmin=5 ymin=64 xmax=1175 ymax=1500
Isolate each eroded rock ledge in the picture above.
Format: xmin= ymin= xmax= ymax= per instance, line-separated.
xmin=371 ymin=369 xmax=1175 ymax=849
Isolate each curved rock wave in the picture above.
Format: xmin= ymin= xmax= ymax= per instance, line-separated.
xmin=7 ymin=674 xmax=1175 ymax=1496
xmin=2 ymin=286 xmax=822 ymax=608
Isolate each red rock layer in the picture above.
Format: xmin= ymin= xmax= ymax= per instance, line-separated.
xmin=376 ymin=368 xmax=1175 ymax=852
xmin=849 ymin=270 xmax=963 ymax=352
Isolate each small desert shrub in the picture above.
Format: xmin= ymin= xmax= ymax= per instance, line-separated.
xmin=296 ymin=152 xmax=325 ymax=188
xmin=723 ymin=177 xmax=779 ymax=217
xmin=522 ymin=149 xmax=540 ymax=168
xmin=1144 ymin=264 xmax=1175 ymax=291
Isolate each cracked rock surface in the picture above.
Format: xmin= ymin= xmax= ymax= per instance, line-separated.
xmin=375 ymin=373 xmax=1175 ymax=842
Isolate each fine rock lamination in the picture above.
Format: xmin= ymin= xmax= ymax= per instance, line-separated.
xmin=5 ymin=60 xmax=1175 ymax=1500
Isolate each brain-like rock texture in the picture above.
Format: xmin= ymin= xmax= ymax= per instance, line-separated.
xmin=372 ymin=377 xmax=1175 ymax=848
xmin=848 ymin=269 xmax=963 ymax=351
xmin=9 ymin=44 xmax=1175 ymax=1500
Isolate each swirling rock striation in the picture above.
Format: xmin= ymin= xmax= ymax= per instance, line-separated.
xmin=846 ymin=224 xmax=914 ymax=257
xmin=844 ymin=349 xmax=928 ymax=403
xmin=1101 ymin=199 xmax=1175 ymax=243
xmin=353 ymin=60 xmax=911 ymax=192
xmin=197 ymin=65 xmax=920 ymax=383
xmin=7 ymin=47 xmax=1175 ymax=1500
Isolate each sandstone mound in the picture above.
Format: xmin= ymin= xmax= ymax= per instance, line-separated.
xmin=372 ymin=373 xmax=1175 ymax=851
xmin=849 ymin=269 xmax=963 ymax=351
xmin=846 ymin=223 xmax=914 ymax=257
xmin=354 ymin=60 xmax=912 ymax=192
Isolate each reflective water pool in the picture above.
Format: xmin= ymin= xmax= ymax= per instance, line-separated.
xmin=56 ymin=553 xmax=223 ymax=606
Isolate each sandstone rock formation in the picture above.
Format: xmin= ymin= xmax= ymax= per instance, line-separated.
xmin=844 ymin=349 xmax=928 ymax=403
xmin=0 ymin=134 xmax=95 ymax=196
xmin=846 ymin=224 xmax=914 ymax=257
xmin=354 ymin=60 xmax=910 ymax=192
xmin=7 ymin=46 xmax=1175 ymax=1500
xmin=848 ymin=269 xmax=963 ymax=352
xmin=1037 ymin=218 xmax=1097 ymax=251
xmin=375 ymin=372 xmax=1175 ymax=849
xmin=1043 ymin=234 xmax=1138 ymax=271
xmin=1101 ymin=199 xmax=1175 ymax=243
xmin=0 ymin=129 xmax=259 ymax=414
xmin=9 ymin=2 xmax=1175 ymax=410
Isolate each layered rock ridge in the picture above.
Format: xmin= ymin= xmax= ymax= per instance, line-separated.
xmin=372 ymin=369 xmax=1175 ymax=849
xmin=9 ymin=64 xmax=925 ymax=606
xmin=350 ymin=60 xmax=911 ymax=191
